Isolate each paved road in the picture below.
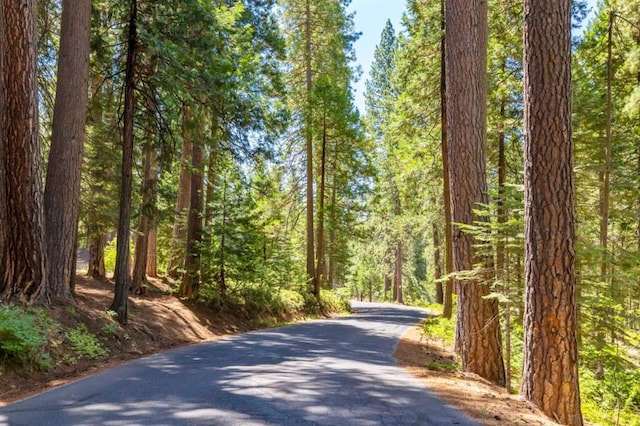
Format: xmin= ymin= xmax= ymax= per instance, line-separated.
xmin=0 ymin=302 xmax=479 ymax=425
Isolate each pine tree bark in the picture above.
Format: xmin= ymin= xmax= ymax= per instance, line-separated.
xmin=146 ymin=227 xmax=158 ymax=278
xmin=110 ymin=0 xmax=138 ymax=323
xmin=521 ymin=0 xmax=582 ymax=423
xmin=44 ymin=0 xmax=91 ymax=301
xmin=445 ymin=0 xmax=505 ymax=385
xmin=0 ymin=0 xmax=49 ymax=304
xmin=395 ymin=242 xmax=403 ymax=304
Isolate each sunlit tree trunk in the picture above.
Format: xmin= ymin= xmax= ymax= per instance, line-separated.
xmin=304 ymin=0 xmax=316 ymax=299
xmin=521 ymin=0 xmax=582 ymax=423
xmin=445 ymin=0 xmax=505 ymax=386
xmin=44 ymin=0 xmax=91 ymax=302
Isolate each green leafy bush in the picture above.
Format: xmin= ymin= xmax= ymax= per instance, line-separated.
xmin=65 ymin=324 xmax=108 ymax=359
xmin=0 ymin=305 xmax=57 ymax=370
xmin=319 ymin=289 xmax=351 ymax=314
xmin=422 ymin=316 xmax=455 ymax=346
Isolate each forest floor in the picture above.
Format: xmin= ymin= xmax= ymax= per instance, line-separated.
xmin=1 ymin=276 xmax=557 ymax=425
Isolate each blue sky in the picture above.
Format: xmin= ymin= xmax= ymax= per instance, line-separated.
xmin=349 ymin=0 xmax=600 ymax=115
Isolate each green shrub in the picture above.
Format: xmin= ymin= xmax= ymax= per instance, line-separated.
xmin=422 ymin=316 xmax=455 ymax=346
xmin=0 ymin=305 xmax=57 ymax=370
xmin=276 ymin=289 xmax=305 ymax=316
xmin=319 ymin=289 xmax=351 ymax=314
xmin=65 ymin=324 xmax=108 ymax=359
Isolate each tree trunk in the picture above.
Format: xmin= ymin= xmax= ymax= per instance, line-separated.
xmin=305 ymin=0 xmax=316 ymax=299
xmin=43 ymin=0 xmax=91 ymax=302
xmin=445 ymin=0 xmax=505 ymax=386
xmin=110 ymin=0 xmax=138 ymax=324
xmin=521 ymin=0 xmax=582 ymax=423
xmin=316 ymin=115 xmax=327 ymax=291
xmin=440 ymin=0 xmax=454 ymax=319
xmin=166 ymin=137 xmax=192 ymax=278
xmin=395 ymin=242 xmax=403 ymax=304
xmin=433 ymin=223 xmax=444 ymax=305
xmin=87 ymin=232 xmax=107 ymax=278
xmin=180 ymin=134 xmax=204 ymax=298
xmin=131 ymin=137 xmax=156 ymax=293
xmin=0 ymin=0 xmax=49 ymax=304
xmin=146 ymin=227 xmax=158 ymax=278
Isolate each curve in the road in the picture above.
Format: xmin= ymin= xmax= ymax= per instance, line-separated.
xmin=0 ymin=302 xmax=480 ymax=426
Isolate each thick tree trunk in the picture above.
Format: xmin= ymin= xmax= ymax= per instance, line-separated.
xmin=44 ymin=0 xmax=92 ymax=302
xmin=0 ymin=0 xmax=49 ymax=304
xmin=166 ymin=138 xmax=192 ymax=278
xmin=110 ymin=0 xmax=138 ymax=324
xmin=180 ymin=137 xmax=204 ymax=298
xmin=440 ymin=0 xmax=454 ymax=319
xmin=521 ymin=0 xmax=582 ymax=423
xmin=445 ymin=0 xmax=505 ymax=386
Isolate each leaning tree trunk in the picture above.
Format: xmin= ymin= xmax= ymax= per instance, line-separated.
xmin=445 ymin=0 xmax=505 ymax=386
xmin=44 ymin=0 xmax=92 ymax=302
xmin=110 ymin=0 xmax=138 ymax=324
xmin=521 ymin=0 xmax=582 ymax=423
xmin=0 ymin=0 xmax=49 ymax=304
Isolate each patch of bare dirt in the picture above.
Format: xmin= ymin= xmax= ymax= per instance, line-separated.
xmin=394 ymin=323 xmax=560 ymax=425
xmin=0 ymin=275 xmax=299 ymax=406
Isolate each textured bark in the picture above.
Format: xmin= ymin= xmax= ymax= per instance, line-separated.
xmin=180 ymin=139 xmax=204 ymax=298
xmin=166 ymin=138 xmax=192 ymax=278
xmin=44 ymin=0 xmax=91 ymax=301
xmin=0 ymin=5 xmax=6 ymax=263
xmin=445 ymin=0 xmax=505 ymax=385
xmin=521 ymin=0 xmax=582 ymax=423
xmin=0 ymin=0 xmax=49 ymax=304
xmin=440 ymin=0 xmax=454 ymax=319
xmin=110 ymin=0 xmax=138 ymax=323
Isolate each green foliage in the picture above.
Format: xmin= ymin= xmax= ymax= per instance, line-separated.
xmin=426 ymin=360 xmax=459 ymax=372
xmin=0 ymin=306 xmax=58 ymax=370
xmin=65 ymin=324 xmax=108 ymax=359
xmin=421 ymin=315 xmax=455 ymax=346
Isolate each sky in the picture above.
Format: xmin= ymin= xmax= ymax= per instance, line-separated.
xmin=349 ymin=0 xmax=600 ymax=115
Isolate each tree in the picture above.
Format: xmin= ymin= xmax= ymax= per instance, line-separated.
xmin=0 ymin=0 xmax=49 ymax=304
xmin=521 ymin=0 xmax=582 ymax=423
xmin=445 ymin=0 xmax=505 ymax=386
xmin=43 ymin=0 xmax=92 ymax=301
xmin=110 ymin=0 xmax=138 ymax=323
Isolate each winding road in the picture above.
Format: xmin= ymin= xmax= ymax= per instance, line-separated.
xmin=0 ymin=302 xmax=479 ymax=425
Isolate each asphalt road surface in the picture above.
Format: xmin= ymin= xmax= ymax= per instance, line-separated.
xmin=0 ymin=302 xmax=480 ymax=425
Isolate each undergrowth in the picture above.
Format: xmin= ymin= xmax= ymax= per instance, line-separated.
xmin=0 ymin=305 xmax=58 ymax=370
